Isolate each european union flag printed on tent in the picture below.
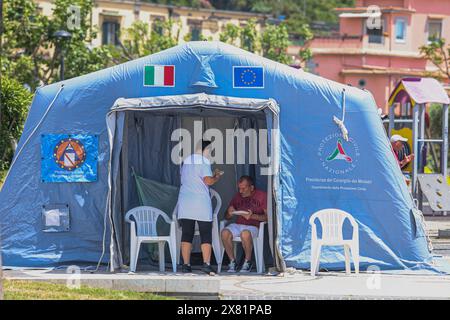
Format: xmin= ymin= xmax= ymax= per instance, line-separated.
xmin=233 ymin=66 xmax=264 ymax=88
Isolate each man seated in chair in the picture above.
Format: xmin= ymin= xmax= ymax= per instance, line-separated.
xmin=221 ymin=175 xmax=267 ymax=273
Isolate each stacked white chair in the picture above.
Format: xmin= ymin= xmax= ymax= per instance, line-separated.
xmin=309 ymin=209 xmax=359 ymax=276
xmin=125 ymin=206 xmax=177 ymax=273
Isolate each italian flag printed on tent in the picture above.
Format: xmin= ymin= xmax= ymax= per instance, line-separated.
xmin=144 ymin=65 xmax=175 ymax=87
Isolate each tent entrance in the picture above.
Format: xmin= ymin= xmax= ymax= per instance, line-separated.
xmin=106 ymin=93 xmax=281 ymax=272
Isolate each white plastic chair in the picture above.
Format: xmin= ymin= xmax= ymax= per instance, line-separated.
xmin=309 ymin=209 xmax=359 ymax=276
xmin=219 ymin=220 xmax=266 ymax=274
xmin=175 ymin=189 xmax=223 ymax=269
xmin=125 ymin=206 xmax=177 ymax=273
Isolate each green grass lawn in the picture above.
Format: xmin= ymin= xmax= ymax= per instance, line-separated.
xmin=2 ymin=280 xmax=173 ymax=300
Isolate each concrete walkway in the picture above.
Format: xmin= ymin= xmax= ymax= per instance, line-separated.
xmin=3 ymin=269 xmax=220 ymax=298
xmin=3 ymin=215 xmax=450 ymax=299
xmin=220 ymin=271 xmax=450 ymax=299
xmin=4 ymin=268 xmax=450 ymax=300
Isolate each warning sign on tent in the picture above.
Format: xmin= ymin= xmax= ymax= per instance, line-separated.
xmin=41 ymin=134 xmax=98 ymax=182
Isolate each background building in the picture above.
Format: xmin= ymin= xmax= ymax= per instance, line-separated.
xmin=289 ymin=0 xmax=450 ymax=111
xmin=36 ymin=0 xmax=269 ymax=47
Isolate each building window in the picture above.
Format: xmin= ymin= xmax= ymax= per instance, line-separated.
xmin=428 ymin=19 xmax=442 ymax=42
xmin=366 ymin=18 xmax=384 ymax=44
xmin=395 ymin=18 xmax=406 ymax=42
xmin=102 ymin=20 xmax=120 ymax=46
xmin=151 ymin=15 xmax=165 ymax=35
xmin=358 ymin=79 xmax=366 ymax=88
xmin=190 ymin=24 xmax=202 ymax=41
xmin=187 ymin=19 xmax=202 ymax=41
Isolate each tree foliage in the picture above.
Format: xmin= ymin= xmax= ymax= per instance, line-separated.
xmin=2 ymin=0 xmax=50 ymax=89
xmin=108 ymin=19 xmax=181 ymax=63
xmin=420 ymin=38 xmax=450 ymax=171
xmin=146 ymin=0 xmax=354 ymax=36
xmin=219 ymin=19 xmax=312 ymax=65
xmin=240 ymin=19 xmax=259 ymax=53
xmin=420 ymin=38 xmax=450 ymax=80
xmin=2 ymin=0 xmax=322 ymax=84
xmin=146 ymin=0 xmax=213 ymax=9
xmin=0 ymin=76 xmax=33 ymax=170
xmin=1 ymin=0 xmax=112 ymax=90
xmin=219 ymin=23 xmax=240 ymax=45
xmin=1 ymin=0 xmax=112 ymax=168
xmin=261 ymin=23 xmax=290 ymax=64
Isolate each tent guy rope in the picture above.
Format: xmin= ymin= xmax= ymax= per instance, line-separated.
xmin=333 ymin=88 xmax=349 ymax=141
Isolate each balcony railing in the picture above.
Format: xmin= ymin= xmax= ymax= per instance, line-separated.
xmin=310 ymin=35 xmax=364 ymax=49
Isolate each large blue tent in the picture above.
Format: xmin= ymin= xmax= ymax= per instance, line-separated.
xmin=0 ymin=42 xmax=433 ymax=271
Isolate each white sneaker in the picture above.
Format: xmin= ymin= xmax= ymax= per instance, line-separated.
xmin=227 ymin=260 xmax=237 ymax=273
xmin=239 ymin=260 xmax=252 ymax=273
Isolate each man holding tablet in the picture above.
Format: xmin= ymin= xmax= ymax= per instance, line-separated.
xmin=221 ymin=175 xmax=267 ymax=273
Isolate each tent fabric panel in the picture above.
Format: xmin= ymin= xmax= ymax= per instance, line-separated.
xmin=279 ymin=86 xmax=433 ymax=270
xmin=0 ymin=41 xmax=433 ymax=271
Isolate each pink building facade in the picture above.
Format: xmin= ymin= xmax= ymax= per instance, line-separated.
xmin=289 ymin=0 xmax=450 ymax=112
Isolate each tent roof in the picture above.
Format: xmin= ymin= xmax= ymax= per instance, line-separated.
xmin=110 ymin=93 xmax=279 ymax=114
xmin=388 ymin=77 xmax=450 ymax=106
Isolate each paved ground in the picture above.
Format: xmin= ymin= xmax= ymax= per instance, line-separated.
xmin=220 ymin=272 xmax=450 ymax=300
xmin=222 ymin=215 xmax=450 ymax=299
xmin=4 ymin=267 xmax=450 ymax=300
xmin=425 ymin=216 xmax=450 ymax=261
xmin=3 ymin=214 xmax=450 ymax=300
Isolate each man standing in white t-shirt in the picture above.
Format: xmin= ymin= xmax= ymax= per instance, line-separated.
xmin=177 ymin=140 xmax=222 ymax=274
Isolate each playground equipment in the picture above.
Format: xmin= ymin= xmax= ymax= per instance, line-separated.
xmin=417 ymin=174 xmax=450 ymax=212
xmin=387 ymin=78 xmax=450 ymax=212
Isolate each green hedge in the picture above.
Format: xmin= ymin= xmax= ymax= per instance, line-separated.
xmin=0 ymin=76 xmax=32 ymax=171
